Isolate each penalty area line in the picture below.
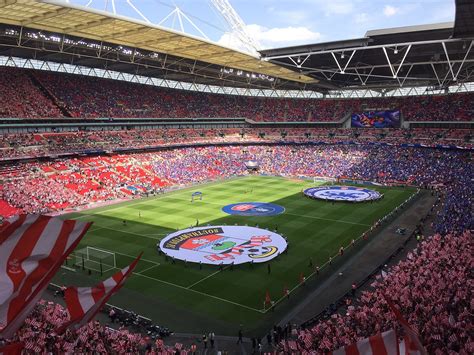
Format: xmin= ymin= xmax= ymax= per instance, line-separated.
xmin=75 ymin=243 xmax=161 ymax=267
xmin=83 ymin=225 xmax=162 ymax=241
xmin=134 ymin=272 xmax=264 ymax=314
xmin=136 ymin=264 xmax=160 ymax=275
xmin=186 ymin=265 xmax=230 ymax=289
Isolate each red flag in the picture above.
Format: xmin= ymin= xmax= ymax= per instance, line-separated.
xmin=329 ymin=329 xmax=398 ymax=355
xmin=0 ymin=342 xmax=24 ymax=355
xmin=264 ymin=290 xmax=271 ymax=305
xmin=0 ymin=215 xmax=91 ymax=339
xmin=59 ymin=253 xmax=142 ymax=332
xmin=283 ymin=284 xmax=289 ymax=296
xmin=383 ymin=295 xmax=427 ymax=355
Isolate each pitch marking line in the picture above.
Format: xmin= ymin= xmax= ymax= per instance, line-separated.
xmin=136 ymin=264 xmax=160 ymax=275
xmin=186 ymin=265 xmax=230 ymax=289
xmin=170 ymin=197 xmax=372 ymax=227
xmin=71 ymin=176 xmax=249 ymax=217
xmin=79 ymin=227 xmax=257 ymax=310
xmin=112 ymin=251 xmax=161 ymax=267
xmin=71 ymin=176 xmax=294 ymax=221
xmin=77 ymin=242 xmax=161 ymax=267
xmin=78 ymin=175 xmax=287 ymax=219
xmin=82 ymin=225 xmax=164 ymax=241
xmin=133 ymin=272 xmax=264 ymax=313
xmin=60 ymin=261 xmax=260 ymax=312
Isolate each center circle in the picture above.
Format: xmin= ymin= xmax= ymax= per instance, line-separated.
xmin=158 ymin=225 xmax=287 ymax=265
xmin=222 ymin=202 xmax=285 ymax=216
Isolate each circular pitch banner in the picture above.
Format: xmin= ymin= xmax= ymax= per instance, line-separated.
xmin=158 ymin=226 xmax=287 ymax=265
xmin=304 ymin=186 xmax=382 ymax=202
xmin=222 ymin=202 xmax=285 ymax=216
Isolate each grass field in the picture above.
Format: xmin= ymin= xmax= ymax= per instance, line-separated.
xmin=62 ymin=176 xmax=415 ymax=334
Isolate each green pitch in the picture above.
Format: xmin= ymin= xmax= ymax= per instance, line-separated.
xmin=61 ymin=176 xmax=415 ymax=335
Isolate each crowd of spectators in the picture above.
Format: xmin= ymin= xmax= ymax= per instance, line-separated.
xmin=2 ymin=176 xmax=87 ymax=214
xmin=2 ymin=300 xmax=189 ymax=354
xmin=0 ymin=68 xmax=63 ymax=119
xmin=29 ymin=71 xmax=355 ymax=121
xmin=0 ymin=144 xmax=471 ymax=234
xmin=0 ymin=68 xmax=473 ymax=122
xmin=279 ymin=230 xmax=472 ymax=354
xmin=1 ymin=67 xmax=472 ymax=353
xmin=0 ymin=127 xmax=471 ymax=160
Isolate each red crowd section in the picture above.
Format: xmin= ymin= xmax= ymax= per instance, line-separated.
xmin=0 ymin=127 xmax=471 ymax=161
xmin=279 ymin=230 xmax=472 ymax=354
xmin=0 ymin=67 xmax=473 ymax=121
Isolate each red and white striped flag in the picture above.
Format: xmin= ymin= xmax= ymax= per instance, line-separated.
xmin=0 ymin=215 xmax=92 ymax=339
xmin=59 ymin=253 xmax=142 ymax=332
xmin=329 ymin=329 xmax=398 ymax=355
xmin=383 ymin=295 xmax=427 ymax=355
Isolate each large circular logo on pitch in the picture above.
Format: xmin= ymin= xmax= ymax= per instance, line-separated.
xmin=158 ymin=226 xmax=287 ymax=265
xmin=304 ymin=186 xmax=382 ymax=202
xmin=222 ymin=202 xmax=285 ymax=216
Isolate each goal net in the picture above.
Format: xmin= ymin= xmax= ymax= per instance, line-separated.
xmin=73 ymin=246 xmax=116 ymax=273
xmin=191 ymin=191 xmax=203 ymax=202
xmin=313 ymin=176 xmax=337 ymax=184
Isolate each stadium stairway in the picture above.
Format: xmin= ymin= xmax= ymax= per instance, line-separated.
xmin=29 ymin=72 xmax=73 ymax=117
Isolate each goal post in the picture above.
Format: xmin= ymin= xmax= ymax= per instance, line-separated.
xmin=73 ymin=246 xmax=116 ymax=274
xmin=191 ymin=191 xmax=203 ymax=202
xmin=313 ymin=176 xmax=337 ymax=185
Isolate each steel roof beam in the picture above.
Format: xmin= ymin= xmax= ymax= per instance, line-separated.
xmin=272 ymin=57 xmax=474 ymax=74
xmin=263 ymin=38 xmax=471 ymax=60
xmin=331 ymin=50 xmax=355 ymax=74
xmin=454 ymin=39 xmax=473 ymax=80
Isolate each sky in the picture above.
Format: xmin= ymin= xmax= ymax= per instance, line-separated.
xmin=69 ymin=0 xmax=456 ymax=51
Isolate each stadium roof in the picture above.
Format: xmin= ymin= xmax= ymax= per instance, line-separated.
xmin=0 ymin=0 xmax=472 ymax=93
xmin=0 ymin=0 xmax=317 ymax=90
xmin=260 ymin=6 xmax=474 ymax=92
xmin=453 ymin=0 xmax=474 ymax=38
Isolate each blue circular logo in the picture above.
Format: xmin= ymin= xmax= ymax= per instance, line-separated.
xmin=222 ymin=202 xmax=285 ymax=216
xmin=304 ymin=186 xmax=382 ymax=202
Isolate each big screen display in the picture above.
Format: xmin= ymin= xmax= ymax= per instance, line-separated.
xmin=351 ymin=110 xmax=401 ymax=128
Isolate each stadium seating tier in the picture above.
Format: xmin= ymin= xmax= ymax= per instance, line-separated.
xmin=0 ymin=68 xmax=473 ymax=122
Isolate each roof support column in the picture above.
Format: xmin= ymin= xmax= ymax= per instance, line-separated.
xmin=442 ymin=42 xmax=457 ymax=81
xmin=454 ymin=40 xmax=473 ymax=80
xmin=331 ymin=50 xmax=355 ymax=74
